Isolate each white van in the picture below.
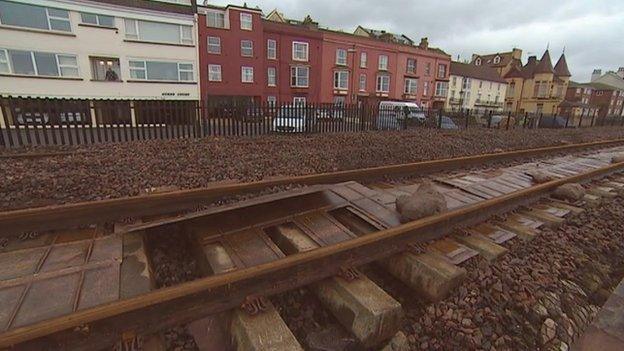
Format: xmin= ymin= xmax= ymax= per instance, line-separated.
xmin=377 ymin=101 xmax=426 ymax=130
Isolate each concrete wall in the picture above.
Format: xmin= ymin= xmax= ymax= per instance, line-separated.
xmin=0 ymin=0 xmax=199 ymax=100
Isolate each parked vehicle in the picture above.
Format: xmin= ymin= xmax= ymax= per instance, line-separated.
xmin=315 ymin=106 xmax=343 ymax=122
xmin=436 ymin=115 xmax=459 ymax=130
xmin=538 ymin=115 xmax=569 ymax=128
xmin=272 ymin=105 xmax=315 ymax=133
xmin=379 ymin=101 xmax=426 ymax=124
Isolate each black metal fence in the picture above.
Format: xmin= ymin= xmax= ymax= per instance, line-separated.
xmin=1 ymin=97 xmax=623 ymax=148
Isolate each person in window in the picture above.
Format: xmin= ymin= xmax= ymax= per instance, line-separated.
xmin=105 ymin=67 xmax=119 ymax=81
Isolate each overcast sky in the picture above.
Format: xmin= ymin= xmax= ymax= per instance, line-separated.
xmin=201 ymin=0 xmax=624 ymax=82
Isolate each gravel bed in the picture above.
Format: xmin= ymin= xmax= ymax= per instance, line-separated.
xmin=2 ymin=127 xmax=624 ymax=211
xmin=362 ymin=194 xmax=624 ymax=350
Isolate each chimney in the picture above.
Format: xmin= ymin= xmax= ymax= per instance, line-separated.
xmin=617 ymin=67 xmax=624 ymax=79
xmin=511 ymin=48 xmax=522 ymax=60
xmin=419 ymin=37 xmax=429 ymax=50
xmin=591 ymin=69 xmax=602 ymax=82
xmin=527 ymin=56 xmax=537 ymax=65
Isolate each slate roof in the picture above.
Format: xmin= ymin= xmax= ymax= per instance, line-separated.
xmin=451 ymin=62 xmax=507 ymax=83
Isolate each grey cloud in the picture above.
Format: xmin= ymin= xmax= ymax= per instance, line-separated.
xmin=203 ymin=0 xmax=624 ymax=81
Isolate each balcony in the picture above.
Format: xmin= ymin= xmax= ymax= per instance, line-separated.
xmin=475 ymin=99 xmax=503 ymax=107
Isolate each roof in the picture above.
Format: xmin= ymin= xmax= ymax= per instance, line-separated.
xmin=554 ymin=54 xmax=572 ymax=77
xmin=589 ymin=82 xmax=620 ymax=91
xmin=534 ymin=50 xmax=554 ymax=74
xmin=504 ymin=65 xmax=524 ymax=79
xmin=354 ymin=26 xmax=414 ymax=45
xmin=451 ymin=62 xmax=507 ymax=83
xmin=472 ymin=51 xmax=514 ymax=67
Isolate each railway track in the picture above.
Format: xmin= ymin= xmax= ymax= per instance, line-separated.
xmin=1 ymin=141 xmax=624 ymax=350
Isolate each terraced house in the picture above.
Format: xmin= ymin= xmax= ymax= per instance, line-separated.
xmin=472 ymin=48 xmax=571 ymax=115
xmin=0 ymin=0 xmax=199 ymax=125
xmin=196 ymin=5 xmax=451 ymax=108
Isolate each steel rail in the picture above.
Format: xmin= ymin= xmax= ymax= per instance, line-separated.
xmin=1 ymin=138 xmax=624 ymax=236
xmin=4 ymin=160 xmax=624 ymax=350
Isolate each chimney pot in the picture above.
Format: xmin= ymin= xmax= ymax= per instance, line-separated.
xmin=419 ymin=37 xmax=429 ymax=49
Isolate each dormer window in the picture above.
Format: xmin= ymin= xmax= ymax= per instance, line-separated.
xmin=475 ymin=58 xmax=481 ymax=66
xmin=493 ymin=55 xmax=501 ymax=64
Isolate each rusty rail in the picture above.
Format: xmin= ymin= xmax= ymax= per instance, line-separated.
xmin=1 ymin=138 xmax=624 ymax=236
xmin=5 ymin=159 xmax=624 ymax=350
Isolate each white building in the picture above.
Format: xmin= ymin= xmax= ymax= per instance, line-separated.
xmin=446 ymin=61 xmax=507 ymax=113
xmin=0 ymin=0 xmax=199 ymax=100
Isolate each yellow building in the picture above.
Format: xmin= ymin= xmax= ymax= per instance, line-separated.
xmin=472 ymin=49 xmax=571 ymax=115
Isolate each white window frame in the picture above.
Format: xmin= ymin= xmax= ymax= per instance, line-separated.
xmin=241 ymin=40 xmax=253 ymax=57
xmin=240 ymin=13 xmax=253 ymax=30
xmin=376 ymin=74 xmax=390 ymax=93
xmin=333 ymin=70 xmax=348 ymax=90
xmin=123 ymin=19 xmax=193 ymax=45
xmin=293 ymin=96 xmax=306 ymax=106
xmin=1 ymin=48 xmax=79 ymax=78
xmin=0 ymin=49 xmax=9 ymax=73
xmin=208 ymin=64 xmax=221 ymax=82
xmin=206 ymin=10 xmax=226 ymax=29
xmin=80 ymin=13 xmax=114 ymax=27
xmin=267 ymin=66 xmax=276 ymax=86
xmin=406 ymin=58 xmax=416 ymax=74
xmin=336 ymin=49 xmax=347 ymax=66
xmin=267 ymin=95 xmax=277 ymax=106
xmin=241 ymin=66 xmax=253 ymax=83
xmin=435 ymin=81 xmax=448 ymax=97
xmin=378 ymin=55 xmax=388 ymax=71
xmin=404 ymin=78 xmax=418 ymax=94
xmin=267 ymin=39 xmax=277 ymax=60
xmin=128 ymin=59 xmax=194 ymax=82
xmin=423 ymin=81 xmax=429 ymax=96
xmin=291 ymin=65 xmax=309 ymax=88
xmin=359 ymin=74 xmax=366 ymax=91
xmin=437 ymin=64 xmax=447 ymax=78
xmin=207 ymin=36 xmax=221 ymax=54
xmin=360 ymin=52 xmax=367 ymax=68
xmin=292 ymin=41 xmax=309 ymax=62
xmin=0 ymin=3 xmax=72 ymax=32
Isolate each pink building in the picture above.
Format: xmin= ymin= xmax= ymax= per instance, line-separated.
xmin=197 ymin=5 xmax=451 ymax=108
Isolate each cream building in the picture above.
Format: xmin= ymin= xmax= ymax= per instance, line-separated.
xmin=446 ymin=61 xmax=507 ymax=112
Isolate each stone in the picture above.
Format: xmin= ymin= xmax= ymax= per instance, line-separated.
xmin=611 ymin=153 xmax=624 ymax=163
xmin=541 ymin=318 xmax=557 ymax=345
xmin=395 ymin=182 xmax=447 ymax=223
xmin=552 ymin=183 xmax=585 ymax=202
xmin=528 ymin=170 xmax=555 ymax=184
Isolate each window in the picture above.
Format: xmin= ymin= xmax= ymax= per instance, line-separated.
xmin=334 ymin=96 xmax=345 ymax=106
xmin=0 ymin=50 xmax=8 ymax=73
xmin=90 ymin=57 xmax=121 ymax=81
xmin=241 ymin=40 xmax=253 ymax=57
xmin=208 ymin=64 xmax=221 ymax=81
xmin=336 ymin=49 xmax=347 ymax=66
xmin=1 ymin=49 xmax=78 ymax=77
xmin=240 ymin=13 xmax=252 ymax=30
xmin=292 ymin=42 xmax=308 ymax=61
xmin=493 ymin=56 xmax=501 ymax=64
xmin=241 ymin=66 xmax=253 ymax=83
xmin=81 ymin=13 xmax=114 ymax=27
xmin=206 ymin=11 xmax=225 ymax=28
xmin=406 ymin=58 xmax=416 ymax=74
xmin=423 ymin=81 xmax=429 ymax=96
xmin=360 ymin=52 xmax=367 ymax=68
xmin=425 ymin=62 xmax=431 ymax=76
xmin=404 ymin=78 xmax=418 ymax=94
xmin=475 ymin=58 xmax=481 ymax=66
xmin=267 ymin=96 xmax=277 ymax=106
xmin=124 ymin=19 xmax=193 ymax=45
xmin=267 ymin=39 xmax=277 ymax=59
xmin=128 ymin=59 xmax=194 ymax=81
xmin=293 ymin=97 xmax=306 ymax=106
xmin=0 ymin=1 xmax=71 ymax=32
xmin=437 ymin=64 xmax=447 ymax=78
xmin=376 ymin=74 xmax=390 ymax=92
xmin=207 ymin=36 xmax=221 ymax=54
xmin=334 ymin=70 xmax=348 ymax=90
xmin=291 ymin=66 xmax=309 ymax=87
xmin=378 ymin=55 xmax=388 ymax=70
xmin=508 ymin=82 xmax=515 ymax=96
xmin=357 ymin=74 xmax=367 ymax=92
xmin=452 ymin=76 xmax=457 ymax=86
xmin=267 ymin=67 xmax=276 ymax=86
xmin=479 ymin=81 xmax=483 ymax=89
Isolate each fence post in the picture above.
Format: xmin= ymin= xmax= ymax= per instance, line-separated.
xmin=437 ymin=109 xmax=442 ymax=129
xmin=464 ymin=108 xmax=469 ymax=129
xmin=506 ymin=111 xmax=511 ymax=130
xmin=578 ymin=111 xmax=584 ymax=128
xmin=591 ymin=110 xmax=596 ymax=127
xmin=565 ymin=113 xmax=570 ymax=128
xmin=487 ymin=110 xmax=493 ymax=128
